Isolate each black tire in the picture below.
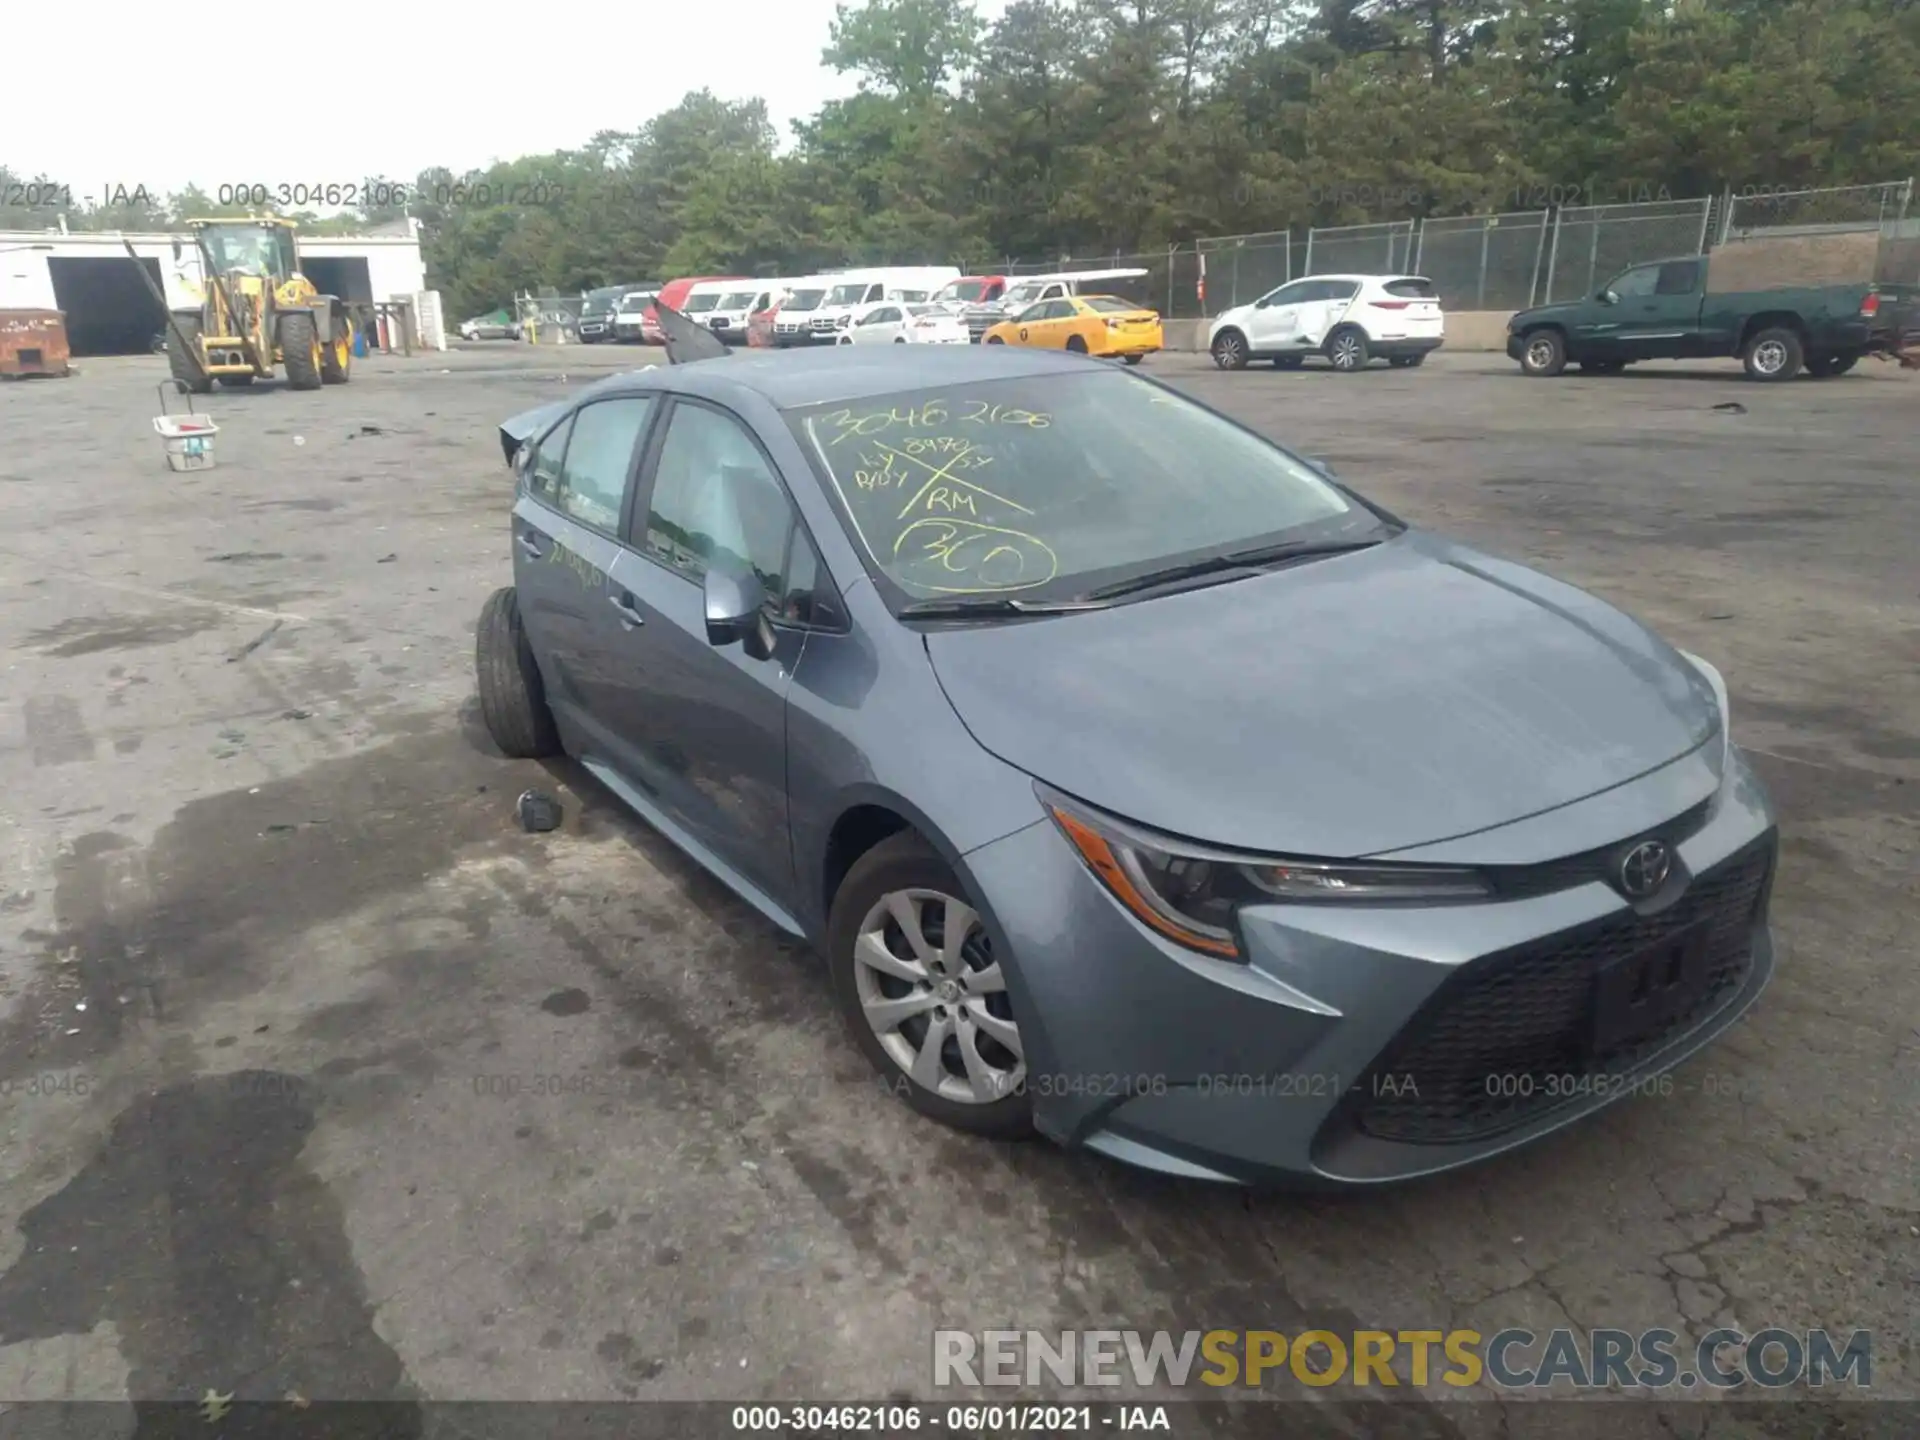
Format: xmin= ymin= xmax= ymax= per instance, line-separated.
xmin=217 ymin=373 xmax=255 ymax=387
xmin=167 ymin=316 xmax=212 ymax=394
xmin=280 ymin=310 xmax=324 ymax=391
xmin=1211 ymin=328 xmax=1250 ymax=370
xmin=985 ymin=335 xmax=1005 ymax=345
xmin=1121 ymin=353 xmax=1142 ymax=365
xmin=474 ymin=587 xmax=560 ymax=759
xmin=1388 ymin=355 xmax=1427 ymax=369
xmin=1741 ymin=326 xmax=1803 ymax=382
xmin=320 ymin=313 xmax=352 ymax=385
xmin=1326 ymin=325 xmax=1369 ymax=372
xmin=1518 ymin=328 xmax=1567 ymax=377
xmin=1065 ymin=335 xmax=1088 ymax=353
xmin=1272 ymin=354 xmax=1304 ymax=369
xmin=826 ymin=831 xmax=1035 ymax=1141
xmin=1806 ymin=351 xmax=1858 ymax=378
xmin=894 ymin=335 xmax=907 ymax=343
xmin=1829 ymin=353 xmax=1859 ymax=375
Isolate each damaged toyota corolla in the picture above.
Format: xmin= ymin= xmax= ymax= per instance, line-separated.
xmin=474 ymin=306 xmax=1777 ymax=1187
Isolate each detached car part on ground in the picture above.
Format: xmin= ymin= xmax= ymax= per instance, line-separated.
xmin=1507 ymin=257 xmax=1913 ymax=381
xmin=474 ymin=310 xmax=1777 ymax=1188
xmin=1209 ymin=275 xmax=1445 ymax=373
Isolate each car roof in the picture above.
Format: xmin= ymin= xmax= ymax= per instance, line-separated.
xmin=584 ymin=344 xmax=1105 ymax=411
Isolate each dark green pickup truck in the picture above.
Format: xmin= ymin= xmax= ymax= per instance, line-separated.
xmin=1506 ymin=256 xmax=1915 ymax=380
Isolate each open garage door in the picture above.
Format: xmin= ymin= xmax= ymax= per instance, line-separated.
xmin=300 ymin=257 xmax=373 ymax=304
xmin=47 ymin=257 xmax=167 ymax=356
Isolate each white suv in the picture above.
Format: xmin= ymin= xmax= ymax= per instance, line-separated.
xmin=1208 ymin=274 xmax=1444 ymax=372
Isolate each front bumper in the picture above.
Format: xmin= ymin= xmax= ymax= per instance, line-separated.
xmin=959 ymin=749 xmax=1777 ymax=1187
xmin=578 ymin=320 xmax=614 ymax=341
xmin=1505 ymin=334 xmax=1525 ymax=360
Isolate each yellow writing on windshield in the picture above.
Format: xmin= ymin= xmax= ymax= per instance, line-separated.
xmin=893 ymin=519 xmax=1058 ymax=593
xmin=813 ymin=398 xmax=1052 ymax=447
xmin=869 ymin=441 xmax=1030 ymax=521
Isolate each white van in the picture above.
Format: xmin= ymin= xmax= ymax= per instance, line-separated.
xmin=807 ymin=266 xmax=963 ymax=341
xmin=704 ymin=280 xmax=781 ymax=344
xmin=773 ymin=275 xmax=840 ymax=345
xmin=679 ymin=279 xmax=734 ymax=331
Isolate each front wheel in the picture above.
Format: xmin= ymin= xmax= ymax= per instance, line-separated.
xmin=320 ymin=317 xmax=352 ymax=384
xmin=1326 ymin=326 xmax=1369 ymax=372
xmin=1065 ymin=335 xmax=1088 ymax=354
xmin=167 ymin=316 xmax=212 ymax=394
xmin=1121 ymin=353 xmax=1142 ymax=365
xmin=1742 ymin=326 xmax=1803 ymax=381
xmin=1519 ymin=329 xmax=1567 ymax=377
xmin=279 ymin=311 xmax=324 ymax=390
xmin=1210 ymin=329 xmax=1249 ymax=370
xmin=827 ymin=832 xmax=1033 ymax=1140
xmin=985 ymin=335 xmax=1005 ymax=345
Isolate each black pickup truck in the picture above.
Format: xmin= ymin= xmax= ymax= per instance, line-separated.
xmin=1506 ymin=256 xmax=1915 ymax=380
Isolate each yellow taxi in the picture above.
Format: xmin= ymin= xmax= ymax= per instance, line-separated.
xmin=982 ymin=294 xmax=1163 ymax=363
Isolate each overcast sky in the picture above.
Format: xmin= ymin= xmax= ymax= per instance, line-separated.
xmin=12 ymin=0 xmax=1009 ymax=200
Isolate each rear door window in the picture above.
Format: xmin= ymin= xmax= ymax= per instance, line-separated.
xmin=527 ymin=415 xmax=574 ymax=504
xmin=551 ymin=397 xmax=655 ymax=534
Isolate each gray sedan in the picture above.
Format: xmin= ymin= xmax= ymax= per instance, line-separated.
xmin=475 ymin=345 xmax=1778 ymax=1187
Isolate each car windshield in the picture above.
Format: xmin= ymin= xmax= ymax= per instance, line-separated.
xmin=786 ymin=372 xmax=1374 ymax=606
xmin=618 ymin=293 xmax=654 ymax=313
xmin=937 ymin=280 xmax=992 ymax=303
xmin=719 ymin=290 xmax=759 ymax=310
xmin=1001 ymin=283 xmax=1051 ymax=308
xmin=784 ymin=288 xmax=827 ymax=311
xmin=682 ymin=292 xmax=723 ymax=313
xmin=1080 ymin=296 xmax=1139 ymax=314
xmin=826 ymin=283 xmax=869 ymax=306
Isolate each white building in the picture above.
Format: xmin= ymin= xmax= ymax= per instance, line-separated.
xmin=0 ymin=218 xmax=444 ymax=353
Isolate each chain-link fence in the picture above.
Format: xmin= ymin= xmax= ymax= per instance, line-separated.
xmin=1302 ymin=221 xmax=1417 ymax=277
xmin=1195 ymin=231 xmax=1293 ymax=314
xmin=1537 ymin=198 xmax=1714 ymax=305
xmin=1411 ymin=211 xmax=1551 ymax=312
xmin=1723 ymin=180 xmax=1913 ymax=240
xmin=515 ymin=292 xmax=584 ymax=343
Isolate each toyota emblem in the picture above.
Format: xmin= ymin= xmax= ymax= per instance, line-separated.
xmin=1618 ymin=840 xmax=1671 ymax=898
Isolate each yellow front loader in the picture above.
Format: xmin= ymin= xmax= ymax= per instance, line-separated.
xmin=133 ymin=219 xmax=353 ymax=393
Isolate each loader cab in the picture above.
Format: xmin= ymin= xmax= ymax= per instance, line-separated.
xmin=194 ymin=221 xmax=299 ymax=280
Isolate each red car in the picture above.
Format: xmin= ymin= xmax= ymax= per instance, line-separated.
xmin=641 ymin=275 xmax=749 ymax=345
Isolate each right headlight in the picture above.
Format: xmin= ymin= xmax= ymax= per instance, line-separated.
xmin=1677 ymin=649 xmax=1733 ymax=774
xmin=1041 ymin=790 xmax=1492 ymax=962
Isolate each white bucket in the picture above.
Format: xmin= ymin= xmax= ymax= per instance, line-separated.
xmin=154 ymin=413 xmax=219 ymax=471
xmin=153 ymin=383 xmax=219 ymax=471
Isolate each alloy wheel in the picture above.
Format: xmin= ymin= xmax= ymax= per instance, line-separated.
xmin=1525 ymin=337 xmax=1558 ymax=372
xmin=852 ymin=888 xmax=1024 ymax=1105
xmin=1751 ymin=339 xmax=1788 ymax=376
xmin=1332 ymin=333 xmax=1364 ymax=370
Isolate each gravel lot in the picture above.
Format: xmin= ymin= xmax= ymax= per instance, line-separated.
xmin=0 ymin=343 xmax=1914 ymax=1437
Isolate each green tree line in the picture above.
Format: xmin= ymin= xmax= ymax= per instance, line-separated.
xmin=6 ymin=0 xmax=1916 ymax=321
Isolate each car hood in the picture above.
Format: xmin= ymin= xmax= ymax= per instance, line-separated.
xmin=1509 ymin=303 xmax=1582 ymax=328
xmin=923 ymin=534 xmax=1719 ymax=858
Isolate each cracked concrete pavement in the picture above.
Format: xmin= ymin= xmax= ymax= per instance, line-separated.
xmin=0 ymin=345 xmax=1914 ymax=1439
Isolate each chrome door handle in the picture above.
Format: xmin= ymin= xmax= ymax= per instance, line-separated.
xmin=609 ymin=595 xmax=645 ymax=628
xmin=517 ymin=533 xmax=543 ymax=557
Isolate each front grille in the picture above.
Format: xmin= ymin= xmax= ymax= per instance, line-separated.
xmin=1343 ymin=835 xmax=1774 ymax=1146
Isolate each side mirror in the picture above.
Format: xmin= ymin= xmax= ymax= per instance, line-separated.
xmin=1307 ymin=456 xmax=1337 ymax=478
xmin=1599 ymin=289 xmax=1619 ymax=305
xmin=703 ymin=562 xmax=774 ymax=660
